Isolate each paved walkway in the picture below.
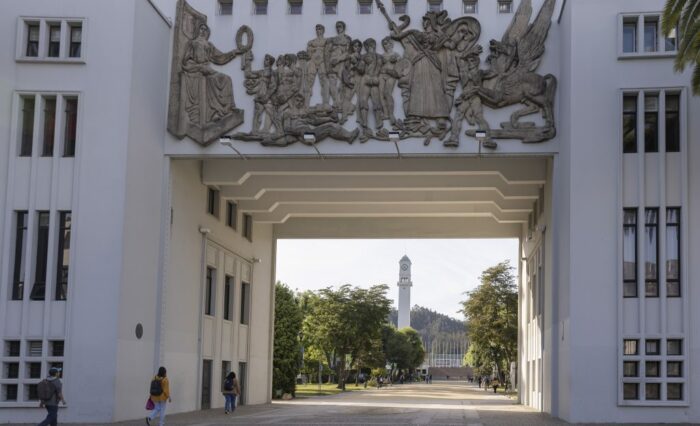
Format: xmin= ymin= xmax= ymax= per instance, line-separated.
xmin=29 ymin=381 xmax=688 ymax=425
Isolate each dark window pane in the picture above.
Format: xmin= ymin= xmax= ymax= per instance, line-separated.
xmin=205 ymin=267 xmax=215 ymax=316
xmin=30 ymin=212 xmax=50 ymax=300
xmin=358 ymin=1 xmax=372 ymax=14
xmin=667 ymin=361 xmax=682 ymax=377
xmin=623 ymin=361 xmax=638 ymax=377
xmin=623 ymin=21 xmax=637 ymax=53
xmin=645 ymin=383 xmax=660 ymax=400
xmin=226 ymin=201 xmax=237 ymax=229
xmin=26 ymin=24 xmax=39 ymax=57
xmin=6 ymin=341 xmax=21 ymax=357
xmin=498 ymin=0 xmax=512 ymax=13
xmin=63 ymin=98 xmax=78 ymax=157
xmin=254 ymin=1 xmax=268 ymax=14
xmin=645 ymin=208 xmax=658 ymax=297
xmin=48 ymin=25 xmax=61 ymax=57
xmin=26 ymin=384 xmax=39 ymax=400
xmin=20 ymin=97 xmax=35 ymax=157
xmin=623 ymin=339 xmax=638 ymax=355
xmin=219 ymin=0 xmax=233 ymax=15
xmin=224 ymin=276 xmax=233 ymax=321
xmin=12 ymin=212 xmax=28 ymax=300
xmin=428 ymin=1 xmax=443 ymax=12
xmin=42 ymin=98 xmax=56 ymax=156
xmin=623 ymin=208 xmax=637 ymax=297
xmin=289 ymin=1 xmax=302 ymax=14
xmin=27 ymin=341 xmax=42 ymax=357
xmin=667 ymin=383 xmax=682 ymax=400
xmin=623 ymin=383 xmax=639 ymax=400
xmin=69 ymin=25 xmax=82 ymax=58
xmin=4 ymin=362 xmax=19 ymax=379
xmin=665 ymin=94 xmax=680 ymax=152
xmin=207 ymin=188 xmax=219 ymax=217
xmin=644 ymin=95 xmax=658 ymax=152
xmin=241 ymin=282 xmax=250 ymax=325
xmin=623 ymin=95 xmax=637 ymax=153
xmin=324 ymin=1 xmax=337 ymax=14
xmin=51 ymin=340 xmax=64 ymax=357
xmin=667 ymin=339 xmax=682 ymax=355
xmin=4 ymin=384 xmax=18 ymax=401
xmin=27 ymin=362 xmax=42 ymax=379
xmin=645 ymin=361 xmax=660 ymax=377
xmin=243 ymin=214 xmax=253 ymax=241
xmin=55 ymin=212 xmax=71 ymax=300
xmin=645 ymin=339 xmax=660 ymax=355
xmin=393 ymin=1 xmax=407 ymax=13
xmin=644 ymin=19 xmax=658 ymax=52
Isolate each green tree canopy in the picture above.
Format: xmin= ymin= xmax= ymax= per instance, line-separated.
xmin=460 ymin=261 xmax=517 ymax=382
xmin=273 ymin=282 xmax=303 ymax=397
xmin=663 ymin=0 xmax=700 ymax=93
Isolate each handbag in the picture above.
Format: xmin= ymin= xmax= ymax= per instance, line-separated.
xmin=146 ymin=398 xmax=155 ymax=410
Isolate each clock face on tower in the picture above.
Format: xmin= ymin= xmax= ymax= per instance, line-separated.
xmin=401 ymin=264 xmax=408 ymax=271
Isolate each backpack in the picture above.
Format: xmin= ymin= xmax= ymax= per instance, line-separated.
xmin=224 ymin=378 xmax=234 ymax=391
xmin=37 ymin=379 xmax=55 ymax=401
xmin=149 ymin=377 xmax=163 ymax=396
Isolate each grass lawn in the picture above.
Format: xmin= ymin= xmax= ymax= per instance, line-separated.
xmin=295 ymin=383 xmax=370 ymax=397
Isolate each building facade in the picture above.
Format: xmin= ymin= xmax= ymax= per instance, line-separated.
xmin=0 ymin=0 xmax=698 ymax=423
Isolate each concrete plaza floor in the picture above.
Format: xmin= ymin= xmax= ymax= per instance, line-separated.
xmin=29 ymin=381 xmax=691 ymax=425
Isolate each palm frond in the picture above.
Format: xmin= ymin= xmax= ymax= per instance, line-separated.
xmin=663 ymin=0 xmax=686 ymax=34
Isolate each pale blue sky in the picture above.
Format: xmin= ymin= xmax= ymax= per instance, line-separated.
xmin=276 ymin=239 xmax=519 ymax=320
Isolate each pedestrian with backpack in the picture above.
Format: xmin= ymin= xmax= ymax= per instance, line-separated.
xmin=38 ymin=366 xmax=65 ymax=426
xmin=221 ymin=371 xmax=240 ymax=414
xmin=146 ymin=366 xmax=170 ymax=426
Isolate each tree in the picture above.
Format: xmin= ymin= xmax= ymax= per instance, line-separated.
xmin=460 ymin=261 xmax=517 ymax=383
xmin=302 ymin=284 xmax=391 ymax=390
xmin=382 ymin=325 xmax=425 ymax=377
xmin=273 ymin=282 xmax=303 ymax=397
xmin=663 ymin=0 xmax=700 ymax=94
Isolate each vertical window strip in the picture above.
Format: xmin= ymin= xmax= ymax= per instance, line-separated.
xmin=644 ymin=94 xmax=659 ymax=153
xmin=623 ymin=208 xmax=637 ymax=297
xmin=63 ymin=98 xmax=78 ymax=157
xmin=20 ymin=96 xmax=36 ymax=157
xmin=644 ymin=208 xmax=659 ymax=297
xmin=665 ymin=93 xmax=680 ymax=152
xmin=205 ymin=267 xmax=215 ymax=316
xmin=224 ymin=275 xmax=233 ymax=320
xmin=55 ymin=211 xmax=71 ymax=300
xmin=240 ymin=282 xmax=250 ymax=325
xmin=26 ymin=23 xmax=39 ymax=57
xmin=41 ymin=98 xmax=56 ymax=157
xmin=666 ymin=208 xmax=680 ymax=297
xmin=30 ymin=212 xmax=50 ymax=300
xmin=69 ymin=24 xmax=82 ymax=58
xmin=11 ymin=212 xmax=28 ymax=300
xmin=623 ymin=94 xmax=637 ymax=153
xmin=48 ymin=24 xmax=61 ymax=58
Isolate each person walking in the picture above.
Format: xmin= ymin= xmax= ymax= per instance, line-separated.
xmin=222 ymin=371 xmax=240 ymax=414
xmin=146 ymin=366 xmax=170 ymax=426
xmin=38 ymin=366 xmax=66 ymax=426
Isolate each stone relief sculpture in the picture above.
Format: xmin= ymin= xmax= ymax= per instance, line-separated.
xmin=167 ymin=0 xmax=253 ymax=146
xmin=167 ymin=0 xmax=557 ymax=150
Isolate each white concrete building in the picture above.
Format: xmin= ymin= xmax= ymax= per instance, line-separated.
xmin=397 ymin=255 xmax=412 ymax=329
xmin=0 ymin=0 xmax=698 ymax=423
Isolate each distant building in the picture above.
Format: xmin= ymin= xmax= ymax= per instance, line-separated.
xmin=397 ymin=256 xmax=412 ymax=329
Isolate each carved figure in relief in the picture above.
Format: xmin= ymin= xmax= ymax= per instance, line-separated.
xmin=356 ymin=38 xmax=383 ymax=142
xmin=378 ymin=36 xmax=403 ymax=130
xmin=296 ymin=50 xmax=311 ymax=107
xmin=325 ymin=21 xmax=352 ymax=111
xmin=306 ymin=24 xmax=330 ymax=106
xmin=242 ymin=51 xmax=278 ymax=134
xmin=337 ymin=39 xmax=363 ymax=124
xmin=283 ymin=93 xmax=359 ymax=145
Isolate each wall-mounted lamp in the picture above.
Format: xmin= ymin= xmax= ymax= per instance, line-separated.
xmin=303 ymin=132 xmax=316 ymax=144
xmin=388 ymin=131 xmax=400 ymax=142
xmin=251 ymin=257 xmax=262 ymax=264
xmin=198 ymin=227 xmax=211 ymax=234
xmin=219 ymin=135 xmax=247 ymax=159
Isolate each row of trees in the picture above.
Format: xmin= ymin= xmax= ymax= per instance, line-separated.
xmin=273 ymin=282 xmax=425 ymax=396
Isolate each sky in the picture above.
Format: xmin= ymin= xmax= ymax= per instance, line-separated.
xmin=276 ymin=239 xmax=519 ymax=320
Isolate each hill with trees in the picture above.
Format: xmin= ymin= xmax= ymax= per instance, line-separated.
xmin=389 ymin=305 xmax=467 ymax=345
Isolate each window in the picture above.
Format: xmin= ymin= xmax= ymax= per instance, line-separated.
xmin=645 ymin=339 xmax=660 ymax=355
xmin=50 ymin=340 xmax=64 ymax=357
xmin=667 ymin=383 xmax=682 ymax=400
xmin=498 ymin=0 xmax=512 ymax=13
xmin=26 ymin=384 xmax=39 ymax=401
xmin=27 ymin=341 xmax=42 ymax=357
xmin=42 ymin=97 xmax=56 ymax=156
xmin=463 ymin=0 xmax=477 ymax=13
xmin=6 ymin=341 xmax=21 ymax=357
xmin=428 ymin=0 xmax=443 ymax=12
xmin=27 ymin=362 xmax=42 ymax=379
xmin=645 ymin=383 xmax=660 ymax=400
xmin=623 ymin=339 xmax=638 ymax=355
xmin=219 ymin=0 xmax=233 ymax=15
xmin=393 ymin=0 xmax=407 ymax=14
xmin=358 ymin=0 xmax=372 ymax=14
xmin=623 ymin=361 xmax=638 ymax=377
xmin=665 ymin=208 xmax=680 ymax=297
xmin=323 ymin=0 xmax=337 ymax=14
xmin=68 ymin=24 xmax=82 ymax=58
xmin=243 ymin=214 xmax=253 ymax=241
xmin=289 ymin=0 xmax=302 ymax=14
xmin=12 ymin=212 xmax=28 ymax=300
xmin=622 ymin=18 xmax=637 ymax=53
xmin=665 ymin=26 xmax=678 ymax=51
xmin=20 ymin=96 xmax=35 ymax=157
xmin=30 ymin=212 xmax=50 ymax=300
xmin=622 ymin=95 xmax=637 ymax=153
xmin=3 ymin=384 xmax=18 ymax=401
xmin=4 ymin=363 xmax=19 ymax=379
xmin=26 ymin=23 xmax=40 ymax=57
xmin=226 ymin=201 xmax=237 ymax=229
xmin=48 ymin=24 xmax=61 ymax=57
xmin=667 ymin=339 xmax=682 ymax=356
xmin=644 ymin=17 xmax=658 ymax=52
xmin=55 ymin=212 xmax=71 ymax=300
xmin=253 ymin=0 xmax=268 ymax=15
xmin=224 ymin=275 xmax=234 ymax=321
xmin=207 ymin=187 xmax=220 ymax=217
xmin=240 ymin=282 xmax=250 ymax=325
xmin=644 ymin=95 xmax=658 ymax=152
xmin=63 ymin=98 xmax=78 ymax=157
xmin=623 ymin=383 xmax=639 ymax=400
xmin=644 ymin=209 xmax=658 ymax=297
xmin=645 ymin=361 xmax=660 ymax=377
xmin=667 ymin=361 xmax=682 ymax=377
xmin=623 ymin=209 xmax=637 ymax=297
xmin=205 ymin=267 xmax=215 ymax=316
xmin=665 ymin=93 xmax=680 ymax=152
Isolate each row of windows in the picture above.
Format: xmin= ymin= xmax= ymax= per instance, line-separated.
xmin=2 ymin=340 xmax=64 ymax=402
xmin=20 ymin=19 xmax=83 ymax=61
xmin=18 ymin=95 xmax=78 ymax=158
xmin=207 ymin=187 xmax=253 ymax=242
xmin=218 ymin=0 xmax=512 ymax=16
xmin=622 ymin=91 xmax=680 ymax=154
xmin=204 ymin=267 xmax=251 ymax=325
xmin=623 ymin=208 xmax=679 ymax=298
xmin=622 ymin=338 xmax=684 ymax=402
xmin=11 ymin=211 xmax=71 ymax=301
xmin=621 ymin=13 xmax=677 ymax=56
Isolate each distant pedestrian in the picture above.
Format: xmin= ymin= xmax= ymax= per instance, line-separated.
xmin=38 ymin=366 xmax=66 ymax=426
xmin=147 ymin=366 xmax=171 ymax=426
xmin=428 ymin=374 xmax=432 ymax=384
xmin=222 ymin=371 xmax=240 ymax=414
xmin=477 ymin=377 xmax=482 ymax=387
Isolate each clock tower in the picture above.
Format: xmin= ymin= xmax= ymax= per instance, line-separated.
xmin=397 ymin=255 xmax=412 ymax=329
